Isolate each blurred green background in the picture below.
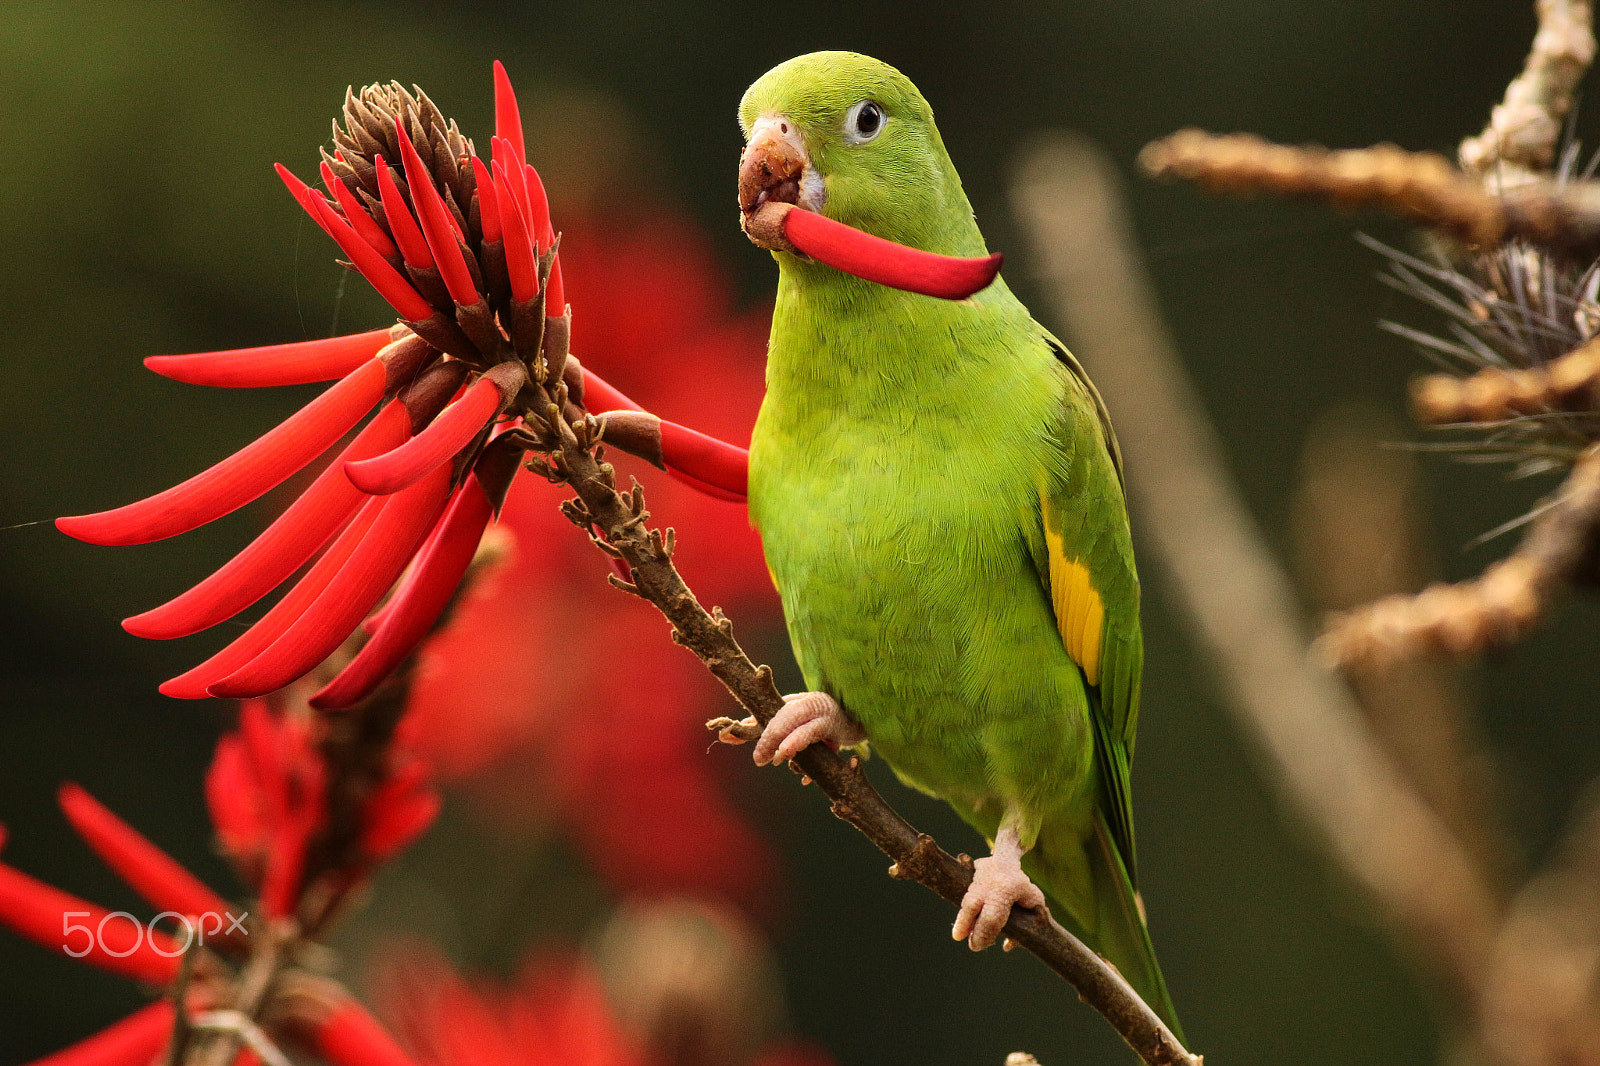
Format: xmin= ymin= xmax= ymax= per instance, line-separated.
xmin=4 ymin=0 xmax=1600 ymax=1062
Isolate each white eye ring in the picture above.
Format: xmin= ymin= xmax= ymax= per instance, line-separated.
xmin=843 ymin=100 xmax=886 ymax=144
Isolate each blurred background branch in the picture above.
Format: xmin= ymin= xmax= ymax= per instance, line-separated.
xmin=1010 ymin=2 xmax=1600 ymax=1062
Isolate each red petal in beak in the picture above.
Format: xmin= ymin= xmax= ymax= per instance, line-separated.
xmin=143 ymin=328 xmax=393 ymax=389
xmin=57 ymin=783 xmax=230 ymax=922
xmin=207 ymin=462 xmax=454 ymax=699
xmin=123 ymin=399 xmax=410 ymax=639
xmin=778 ymin=204 xmax=1002 ymax=300
xmin=57 ymin=357 xmax=387 ymax=546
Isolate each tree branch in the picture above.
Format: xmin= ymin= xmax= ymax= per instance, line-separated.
xmin=1140 ymin=130 xmax=1600 ymax=260
xmin=520 ymin=388 xmax=1199 ymax=1066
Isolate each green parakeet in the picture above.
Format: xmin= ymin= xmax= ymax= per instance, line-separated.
xmin=735 ymin=51 xmax=1183 ymax=1036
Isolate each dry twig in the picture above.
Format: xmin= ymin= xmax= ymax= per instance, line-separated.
xmin=1140 ymin=130 xmax=1600 ymax=260
xmin=1459 ymin=0 xmax=1596 ymax=183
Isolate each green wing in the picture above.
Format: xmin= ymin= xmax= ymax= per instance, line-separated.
xmin=1034 ymin=332 xmax=1144 ymax=884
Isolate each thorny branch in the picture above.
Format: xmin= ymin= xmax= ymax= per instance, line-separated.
xmin=1138 ymin=3 xmax=1600 ymax=670
xmin=521 ymin=378 xmax=1199 ymax=1066
xmin=1093 ymin=3 xmax=1600 ymax=1061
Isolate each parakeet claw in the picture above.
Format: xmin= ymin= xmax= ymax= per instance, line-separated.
xmin=952 ymin=830 xmax=1047 ymax=951
xmin=753 ymin=691 xmax=865 ymax=767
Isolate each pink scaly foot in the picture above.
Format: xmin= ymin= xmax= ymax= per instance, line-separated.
xmin=951 ymin=826 xmax=1048 ymax=951
xmin=750 ymin=691 xmax=865 ymax=767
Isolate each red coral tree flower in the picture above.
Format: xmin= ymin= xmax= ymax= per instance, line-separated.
xmin=56 ymin=63 xmax=750 ymax=708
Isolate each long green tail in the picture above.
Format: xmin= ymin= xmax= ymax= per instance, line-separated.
xmin=1028 ymin=815 xmax=1185 ymax=1044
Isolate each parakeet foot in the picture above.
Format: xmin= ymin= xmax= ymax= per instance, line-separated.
xmin=952 ymin=828 xmax=1047 ymax=951
xmin=753 ymin=691 xmax=865 ymax=767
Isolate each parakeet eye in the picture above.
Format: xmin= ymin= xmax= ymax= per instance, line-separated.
xmin=844 ymin=100 xmax=885 ymax=144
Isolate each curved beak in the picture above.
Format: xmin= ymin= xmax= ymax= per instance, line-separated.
xmin=739 ymin=114 xmax=822 ymax=220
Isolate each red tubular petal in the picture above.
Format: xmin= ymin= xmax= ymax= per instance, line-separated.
xmin=783 ymin=207 xmax=1003 ymax=300
xmin=346 ymin=377 xmax=500 ymax=495
xmin=124 ymin=401 xmax=409 ymax=639
xmin=275 ymin=164 xmax=336 ymax=240
xmin=493 ymin=137 xmax=533 ymax=222
xmin=546 ymin=255 xmax=565 ymax=312
xmin=471 ymin=158 xmax=501 ymax=243
xmin=300 ymin=192 xmax=434 ymax=322
xmin=208 ymin=464 xmax=454 ymax=699
xmin=492 ymin=60 xmax=526 ymax=167
xmin=491 ymin=160 xmax=539 ymax=302
xmin=375 ymin=155 xmax=433 ymax=271
xmin=311 ymin=477 xmax=494 ymax=709
xmin=658 ymin=419 xmax=749 ymax=501
xmin=522 ymin=163 xmax=553 ymax=247
xmin=58 ymin=784 xmax=229 ymax=921
xmin=322 ymin=164 xmax=400 ymax=260
xmin=57 ymin=358 xmax=386 ymax=546
xmin=315 ymin=1000 xmax=421 ymax=1066
xmin=0 ymin=862 xmax=179 ymax=984
xmin=396 ymin=128 xmax=478 ymax=306
xmin=159 ymin=498 xmax=385 ymax=699
xmin=24 ymin=1001 xmax=176 ymax=1066
xmin=579 ymin=368 xmax=642 ymax=412
xmin=144 ymin=328 xmax=391 ymax=389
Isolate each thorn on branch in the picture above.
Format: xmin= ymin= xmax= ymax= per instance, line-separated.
xmin=559 ymin=499 xmax=591 ymax=527
xmin=606 ymin=572 xmax=645 ymax=597
xmin=707 ymin=715 xmax=762 ymax=743
xmin=588 ymin=532 xmax=626 ymax=558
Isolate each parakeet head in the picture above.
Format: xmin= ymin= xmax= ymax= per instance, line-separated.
xmin=738 ymin=51 xmax=985 ymax=259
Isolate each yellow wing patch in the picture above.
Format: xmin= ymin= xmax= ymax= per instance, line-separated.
xmin=1043 ymin=520 xmax=1105 ymax=686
